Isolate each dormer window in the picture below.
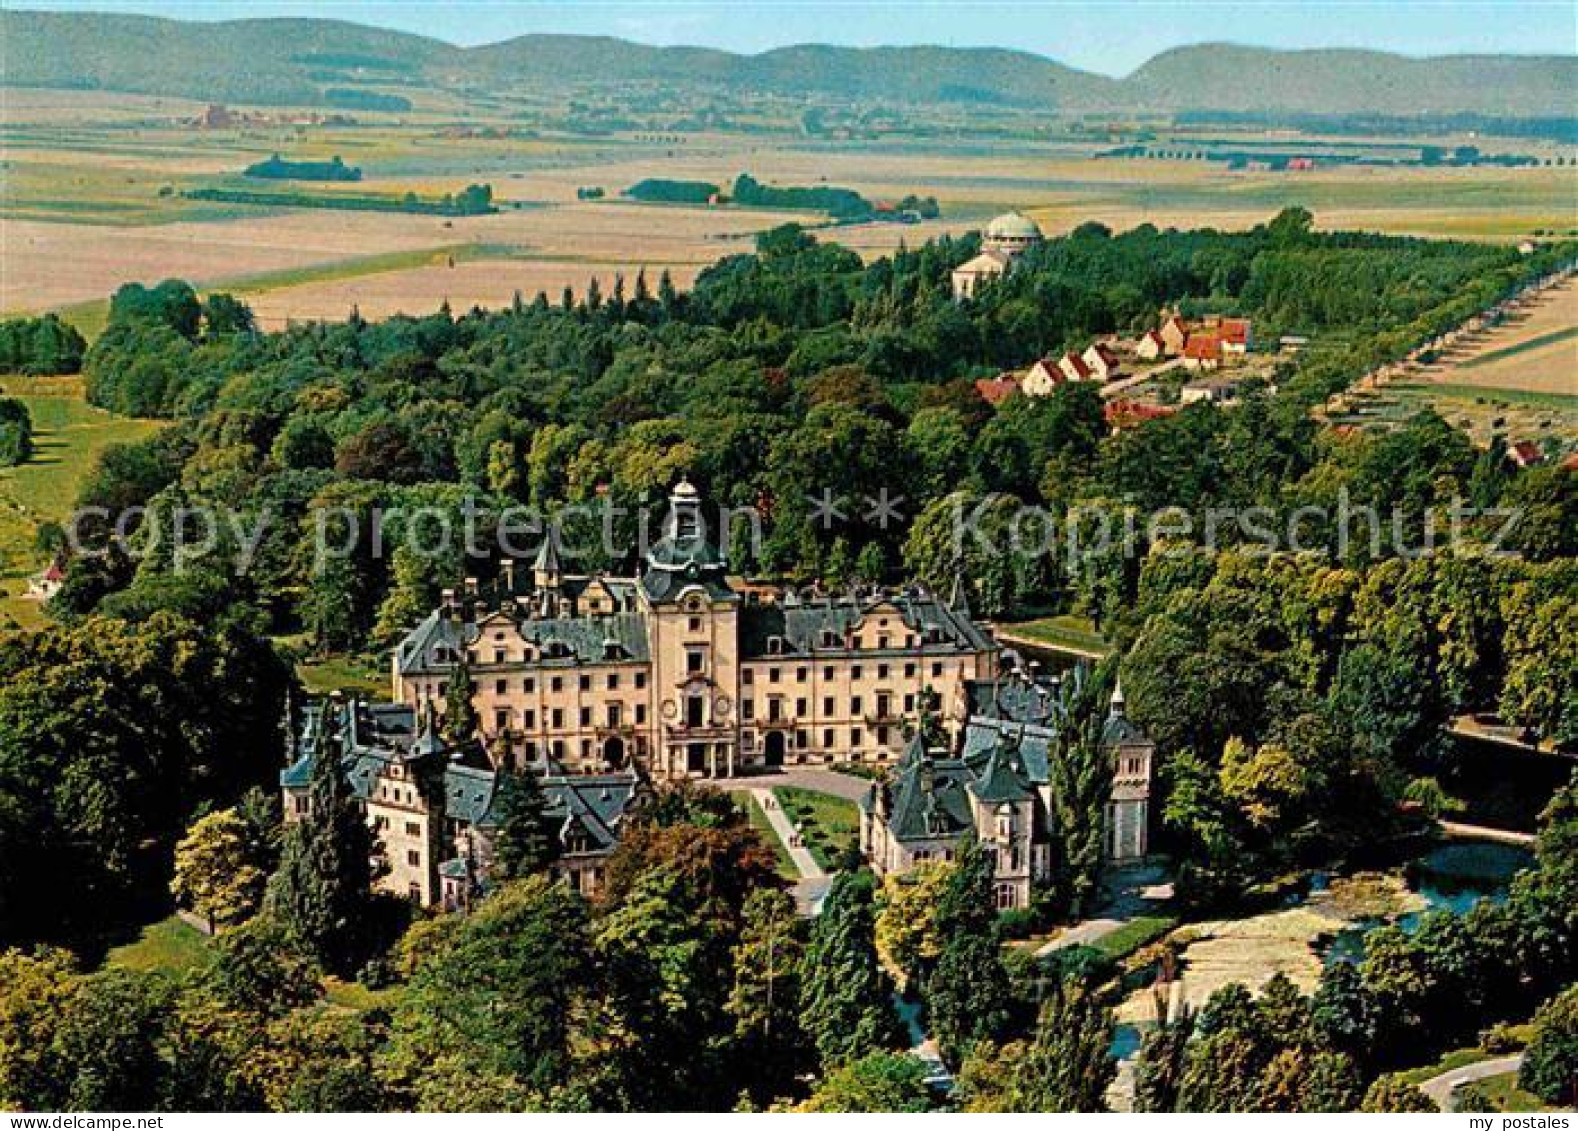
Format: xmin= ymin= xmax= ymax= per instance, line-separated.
xmin=820 ymin=629 xmax=840 ymax=649
xmin=767 ymin=636 xmax=786 ymax=656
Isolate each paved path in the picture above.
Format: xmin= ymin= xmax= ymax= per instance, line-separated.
xmin=735 ymin=765 xmax=872 ymax=802
xmin=1440 ymin=821 xmax=1537 ymax=848
xmin=750 ymin=788 xmax=826 ymax=880
xmin=1035 ymin=863 xmax=1174 ymax=957
xmin=1419 ymin=1054 xmax=1523 ymax=1112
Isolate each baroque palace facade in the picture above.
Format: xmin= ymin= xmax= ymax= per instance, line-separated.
xmin=391 ymin=480 xmax=1001 ymax=779
xmin=284 ymin=481 xmax=1152 ymax=911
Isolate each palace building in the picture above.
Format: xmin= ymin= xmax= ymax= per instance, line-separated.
xmin=281 ymin=694 xmax=646 ymax=906
xmin=860 ymin=672 xmax=1153 ymax=910
xmin=392 ymin=480 xmax=1001 ymax=781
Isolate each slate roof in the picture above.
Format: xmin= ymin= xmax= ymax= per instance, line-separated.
xmin=395 ymin=609 xmax=652 ymax=675
xmin=740 ymin=591 xmax=994 ymax=660
xmin=282 ymin=697 xmax=641 ymax=854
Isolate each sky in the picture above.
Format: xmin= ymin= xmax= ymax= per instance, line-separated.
xmin=15 ymin=0 xmax=1577 ymax=77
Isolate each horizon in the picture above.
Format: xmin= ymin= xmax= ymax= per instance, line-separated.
xmin=13 ymin=0 xmax=1577 ymax=78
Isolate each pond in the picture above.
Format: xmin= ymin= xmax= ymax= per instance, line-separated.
xmin=1323 ymin=840 xmax=1533 ymax=965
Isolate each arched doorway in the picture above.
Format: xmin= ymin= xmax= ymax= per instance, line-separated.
xmin=603 ymin=736 xmax=626 ymax=769
xmin=763 ymin=730 xmax=786 ymax=768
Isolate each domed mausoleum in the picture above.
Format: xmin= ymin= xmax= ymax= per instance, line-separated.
xmin=951 ymin=210 xmax=1045 ymax=300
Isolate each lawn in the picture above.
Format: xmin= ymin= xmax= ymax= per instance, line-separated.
xmin=104 ymin=914 xmax=217 ymax=977
xmin=996 ymin=613 xmax=1112 ymax=658
xmin=1090 ymin=914 xmax=1179 ymax=962
xmin=774 ymin=786 xmax=860 ymax=871
xmin=737 ymin=792 xmax=800 ymax=882
xmin=0 ymin=375 xmax=164 ymax=627
xmin=295 ymin=651 xmax=391 ymax=699
xmin=1464 ymin=1072 xmax=1561 ymax=1113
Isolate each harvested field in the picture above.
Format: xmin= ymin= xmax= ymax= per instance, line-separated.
xmin=1414 ymin=275 xmax=1578 ymax=397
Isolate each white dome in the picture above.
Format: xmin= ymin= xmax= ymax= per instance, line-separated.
xmin=985 ymin=212 xmax=1043 ymax=242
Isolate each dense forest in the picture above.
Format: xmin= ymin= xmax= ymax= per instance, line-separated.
xmin=1 ymin=209 xmax=1574 ymax=1111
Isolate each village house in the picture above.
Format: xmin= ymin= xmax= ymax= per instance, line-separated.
xmin=281 ymin=695 xmax=646 ymax=907
xmin=860 ymin=671 xmax=1153 ymax=910
xmin=1159 ymin=314 xmax=1190 ymax=357
xmin=1020 ymin=357 xmax=1066 ymax=398
xmin=1135 ymin=330 xmax=1167 ymax=361
xmin=393 ymin=480 xmax=1001 ymax=780
xmin=951 ymin=212 xmax=1045 ymax=300
xmin=974 ymin=376 xmax=1021 ymax=406
xmin=1081 ymin=342 xmax=1122 ymax=382
xmin=1182 ymin=333 xmax=1223 ymax=371
xmin=25 ymin=560 xmax=64 ymax=601
xmin=1180 ymin=375 xmax=1245 ymax=405
xmin=1058 ymin=350 xmax=1095 ymax=382
xmin=1508 ymin=440 xmax=1545 ymax=468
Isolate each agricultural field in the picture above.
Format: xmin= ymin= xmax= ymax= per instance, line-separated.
xmin=0 ymin=375 xmax=164 ymax=630
xmin=5 ymin=87 xmax=1577 ymax=337
xmin=1370 ymin=275 xmax=1578 ymax=447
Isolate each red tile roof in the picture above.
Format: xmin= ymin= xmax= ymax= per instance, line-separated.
xmin=975 ymin=377 xmax=1021 ymax=406
xmin=1509 ymin=440 xmax=1544 ymax=467
xmin=1218 ymin=319 xmax=1251 ymax=345
xmin=1087 ymin=343 xmax=1120 ymax=366
xmin=1061 ymin=351 xmax=1093 ymax=379
xmin=1184 ymin=334 xmax=1222 ymax=360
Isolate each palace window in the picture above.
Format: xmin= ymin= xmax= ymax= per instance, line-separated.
xmin=407 ymin=850 xmax=421 ymax=867
xmin=742 ymin=700 xmax=754 ymax=721
xmin=931 ymin=663 xmax=943 ymax=677
xmin=580 ymin=708 xmax=591 ymax=726
xmin=551 ymin=709 xmax=564 ymax=728
xmin=635 ymin=672 xmax=647 ymax=689
xmin=850 ymin=696 xmax=863 ymax=716
xmin=995 ymin=883 xmax=1017 ymax=910
xmin=742 ymin=669 xmax=754 ymax=685
xmin=551 ymin=677 xmax=563 ymax=693
xmin=796 ymin=667 xmax=807 ymax=682
xmin=495 ymin=679 xmax=508 ymax=694
xmin=850 ymin=728 xmax=863 ymax=747
xmin=524 ymin=709 xmax=536 ymax=729
xmin=405 ymin=821 xmax=420 ymax=837
xmin=579 ymin=674 xmax=591 ymax=691
xmin=796 ymin=698 xmax=807 ymax=716
xmin=493 ymin=650 xmax=505 ymax=664
xmin=852 ymin=666 xmax=863 ymax=679
xmin=823 ymin=697 xmax=835 ymax=715
xmin=824 ymin=666 xmax=835 ymax=681
xmin=686 ymin=647 xmax=706 ymax=674
xmin=688 ymin=616 xmax=703 ymax=632
xmin=607 ymin=673 xmax=620 ymax=690
xmin=823 ymin=729 xmax=834 ymax=749
xmin=769 ymin=667 xmax=781 ymax=683
xmin=635 ymin=705 xmax=647 ymax=724
xmin=607 ymin=704 xmax=622 ymax=727
xmin=494 ymin=709 xmax=509 ymax=730
xmin=686 ymin=694 xmax=705 ymax=727
xmin=524 ymin=677 xmax=535 ymax=693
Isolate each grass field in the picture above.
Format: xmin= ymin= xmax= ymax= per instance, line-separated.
xmin=738 ymin=792 xmax=801 ymax=882
xmin=294 ymin=651 xmax=390 ymax=699
xmin=0 ymin=375 xmax=164 ymax=629
xmin=1464 ymin=1072 xmax=1560 ymax=1113
xmin=774 ymin=786 xmax=860 ymax=870
xmin=104 ymin=914 xmax=217 ymax=977
xmin=1089 ymin=914 xmax=1179 ymax=962
xmin=996 ymin=613 xmax=1112 ymax=658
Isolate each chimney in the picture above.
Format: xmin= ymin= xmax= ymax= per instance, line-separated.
xmin=440 ymin=588 xmax=458 ymax=621
xmin=501 ymin=559 xmax=517 ymax=594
